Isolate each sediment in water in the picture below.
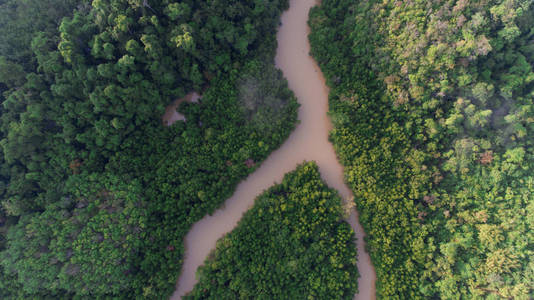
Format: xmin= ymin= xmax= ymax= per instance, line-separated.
xmin=171 ymin=1 xmax=376 ymax=298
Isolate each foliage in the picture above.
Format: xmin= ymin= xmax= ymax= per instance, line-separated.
xmin=186 ymin=162 xmax=359 ymax=300
xmin=238 ymin=59 xmax=298 ymax=135
xmin=0 ymin=0 xmax=296 ymax=298
xmin=310 ymin=0 xmax=533 ymax=298
xmin=1 ymin=173 xmax=146 ymax=297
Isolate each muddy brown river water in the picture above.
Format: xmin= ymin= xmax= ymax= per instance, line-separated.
xmin=171 ymin=0 xmax=376 ymax=298
xmin=162 ymin=92 xmax=201 ymax=126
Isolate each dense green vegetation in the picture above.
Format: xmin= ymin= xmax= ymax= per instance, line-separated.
xmin=0 ymin=0 xmax=298 ymax=298
xmin=186 ymin=162 xmax=359 ymax=299
xmin=310 ymin=0 xmax=533 ymax=298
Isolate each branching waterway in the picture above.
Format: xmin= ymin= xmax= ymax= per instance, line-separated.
xmin=171 ymin=0 xmax=376 ymax=298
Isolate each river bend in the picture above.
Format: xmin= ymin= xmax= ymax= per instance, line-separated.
xmin=171 ymin=0 xmax=377 ymax=298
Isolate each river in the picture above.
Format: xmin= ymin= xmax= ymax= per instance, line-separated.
xmin=171 ymin=0 xmax=376 ymax=298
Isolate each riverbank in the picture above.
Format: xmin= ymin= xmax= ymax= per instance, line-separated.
xmin=171 ymin=0 xmax=376 ymax=298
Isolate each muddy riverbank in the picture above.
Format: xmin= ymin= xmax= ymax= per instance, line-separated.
xmin=171 ymin=1 xmax=376 ymax=298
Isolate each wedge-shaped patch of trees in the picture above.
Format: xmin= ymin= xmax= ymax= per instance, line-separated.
xmin=309 ymin=0 xmax=533 ymax=298
xmin=186 ymin=162 xmax=359 ymax=300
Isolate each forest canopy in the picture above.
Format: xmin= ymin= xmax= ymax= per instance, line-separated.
xmin=0 ymin=0 xmax=297 ymax=298
xmin=310 ymin=0 xmax=533 ymax=298
xmin=186 ymin=162 xmax=359 ymax=300
xmin=2 ymin=0 xmax=533 ymax=298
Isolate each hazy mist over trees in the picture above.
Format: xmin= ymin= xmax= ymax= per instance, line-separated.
xmin=310 ymin=0 xmax=533 ymax=298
